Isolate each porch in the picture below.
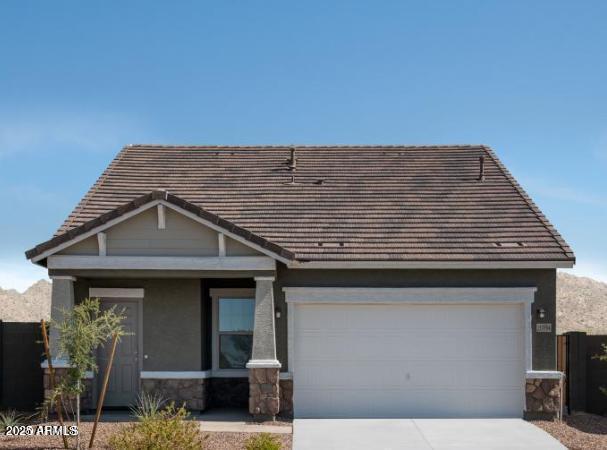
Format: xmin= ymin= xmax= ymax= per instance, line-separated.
xmin=45 ymin=274 xmax=292 ymax=419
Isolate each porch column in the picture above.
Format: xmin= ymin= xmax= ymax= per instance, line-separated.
xmin=49 ymin=276 xmax=76 ymax=362
xmin=246 ymin=276 xmax=281 ymax=419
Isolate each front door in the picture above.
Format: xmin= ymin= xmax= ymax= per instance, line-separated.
xmin=98 ymin=298 xmax=140 ymax=407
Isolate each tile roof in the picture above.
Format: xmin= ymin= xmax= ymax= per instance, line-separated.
xmin=27 ymin=145 xmax=575 ymax=263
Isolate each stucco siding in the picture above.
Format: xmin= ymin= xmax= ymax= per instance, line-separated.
xmin=106 ymin=208 xmax=218 ymax=256
xmin=273 ymin=265 xmax=557 ymax=372
xmin=69 ymin=266 xmax=557 ymax=374
xmin=56 ymin=207 xmax=267 ymax=258
xmin=74 ymin=278 xmax=201 ymax=370
xmin=225 ymin=237 xmax=262 ymax=256
xmin=59 ymin=235 xmax=98 ymax=255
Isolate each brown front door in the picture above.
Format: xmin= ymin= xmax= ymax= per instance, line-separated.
xmin=98 ymin=299 xmax=140 ymax=407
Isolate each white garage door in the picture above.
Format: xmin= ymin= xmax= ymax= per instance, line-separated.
xmin=292 ymin=303 xmax=525 ymax=418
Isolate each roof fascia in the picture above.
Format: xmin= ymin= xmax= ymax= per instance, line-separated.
xmin=287 ymin=260 xmax=575 ymax=269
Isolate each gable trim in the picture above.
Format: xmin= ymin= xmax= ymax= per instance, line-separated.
xmin=26 ymin=191 xmax=294 ymax=265
xmin=48 ymin=255 xmax=276 ymax=271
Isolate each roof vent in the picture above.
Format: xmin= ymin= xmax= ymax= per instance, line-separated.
xmin=478 ymin=156 xmax=485 ymax=182
xmin=318 ymin=242 xmax=344 ymax=248
xmin=494 ymin=242 xmax=525 ymax=248
xmin=289 ymin=147 xmax=297 ymax=170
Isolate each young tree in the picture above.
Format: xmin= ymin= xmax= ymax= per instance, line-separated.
xmin=49 ymin=298 xmax=127 ymax=449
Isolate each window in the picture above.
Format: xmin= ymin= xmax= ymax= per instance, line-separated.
xmin=210 ymin=288 xmax=256 ymax=374
xmin=217 ymin=298 xmax=254 ymax=369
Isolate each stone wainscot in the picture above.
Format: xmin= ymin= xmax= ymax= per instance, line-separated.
xmin=525 ymin=372 xmax=564 ymax=419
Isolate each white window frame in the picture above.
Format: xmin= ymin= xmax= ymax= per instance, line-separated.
xmin=210 ymin=288 xmax=255 ymax=377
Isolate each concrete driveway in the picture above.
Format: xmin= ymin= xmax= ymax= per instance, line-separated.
xmin=293 ymin=419 xmax=565 ymax=450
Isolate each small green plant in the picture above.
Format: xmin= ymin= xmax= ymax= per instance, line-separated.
xmin=0 ymin=410 xmax=23 ymax=432
xmin=109 ymin=402 xmax=203 ymax=450
xmin=245 ymin=432 xmax=282 ymax=450
xmin=130 ymin=392 xmax=165 ymax=421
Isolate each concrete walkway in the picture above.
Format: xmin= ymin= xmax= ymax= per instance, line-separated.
xmin=198 ymin=408 xmax=292 ymax=434
xmin=293 ymin=419 xmax=565 ymax=449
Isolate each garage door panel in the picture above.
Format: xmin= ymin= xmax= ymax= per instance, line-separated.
xmin=454 ymin=332 xmax=523 ymax=359
xmin=452 ymin=360 xmax=524 ymax=388
xmin=295 ymin=332 xmax=457 ymax=362
xmin=296 ymin=359 xmax=523 ymax=390
xmin=293 ymin=302 xmax=525 ymax=418
xmin=295 ymin=303 xmax=523 ymax=331
xmin=296 ymin=330 xmax=522 ymax=362
xmin=296 ymin=360 xmax=460 ymax=389
xmin=295 ymin=387 xmax=523 ymax=418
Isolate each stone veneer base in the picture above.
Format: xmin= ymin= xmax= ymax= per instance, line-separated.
xmin=525 ymin=377 xmax=563 ymax=419
xmin=45 ymin=371 xmax=557 ymax=420
xmin=43 ymin=368 xmax=94 ymax=412
xmin=249 ymin=368 xmax=280 ymax=419
xmin=141 ymin=378 xmax=208 ymax=411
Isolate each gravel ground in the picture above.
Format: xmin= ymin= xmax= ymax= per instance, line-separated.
xmin=0 ymin=421 xmax=292 ymax=449
xmin=530 ymin=413 xmax=607 ymax=450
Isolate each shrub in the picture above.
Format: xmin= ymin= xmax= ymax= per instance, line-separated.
xmin=0 ymin=410 xmax=23 ymax=432
xmin=245 ymin=432 xmax=282 ymax=450
xmin=109 ymin=403 xmax=203 ymax=450
xmin=130 ymin=392 xmax=165 ymax=421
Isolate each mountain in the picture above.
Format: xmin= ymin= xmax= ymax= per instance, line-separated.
xmin=557 ymin=272 xmax=607 ymax=335
xmin=0 ymin=279 xmax=51 ymax=322
xmin=0 ymin=274 xmax=605 ymax=334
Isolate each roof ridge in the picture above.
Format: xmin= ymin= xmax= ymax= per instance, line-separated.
xmin=481 ymin=145 xmax=575 ymax=259
xmin=125 ymin=144 xmax=487 ymax=150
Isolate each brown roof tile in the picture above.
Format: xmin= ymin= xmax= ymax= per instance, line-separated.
xmin=26 ymin=145 xmax=575 ymax=263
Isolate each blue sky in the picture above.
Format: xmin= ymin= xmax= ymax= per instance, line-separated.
xmin=1 ymin=1 xmax=606 ymax=291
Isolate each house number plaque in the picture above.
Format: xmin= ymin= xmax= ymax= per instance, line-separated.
xmin=536 ymin=323 xmax=552 ymax=333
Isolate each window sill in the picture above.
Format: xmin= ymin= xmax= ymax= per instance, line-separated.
xmin=211 ymin=369 xmax=249 ymax=378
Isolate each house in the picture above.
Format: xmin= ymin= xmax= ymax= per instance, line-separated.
xmin=26 ymin=145 xmax=574 ymax=419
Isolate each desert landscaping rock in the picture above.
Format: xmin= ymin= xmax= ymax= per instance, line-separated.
xmin=531 ymin=413 xmax=607 ymax=450
xmin=0 ymin=421 xmax=292 ymax=449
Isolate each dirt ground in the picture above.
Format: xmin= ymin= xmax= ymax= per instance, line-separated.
xmin=530 ymin=413 xmax=607 ymax=450
xmin=0 ymin=421 xmax=292 ymax=449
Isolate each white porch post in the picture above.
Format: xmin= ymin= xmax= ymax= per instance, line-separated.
xmin=49 ymin=276 xmax=76 ymax=362
xmin=247 ymin=276 xmax=281 ymax=418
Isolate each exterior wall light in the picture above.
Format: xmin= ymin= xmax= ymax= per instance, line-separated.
xmin=537 ymin=308 xmax=546 ymax=319
xmin=275 ymin=307 xmax=282 ymax=319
